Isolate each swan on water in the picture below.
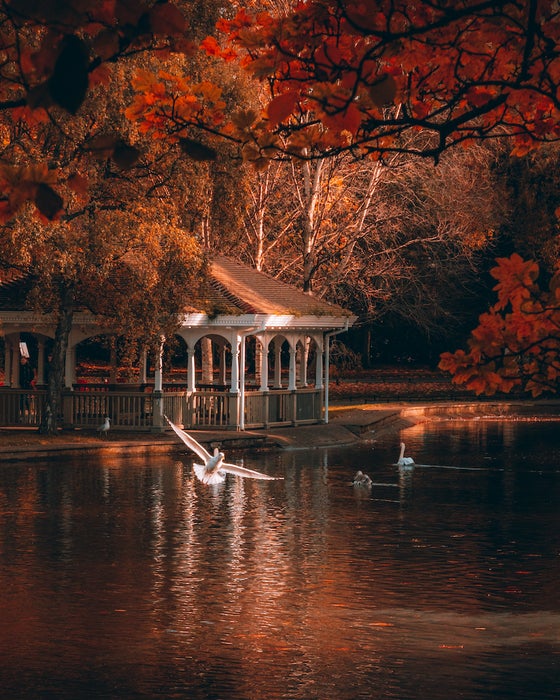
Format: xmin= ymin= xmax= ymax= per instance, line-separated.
xmin=353 ymin=470 xmax=373 ymax=487
xmin=164 ymin=415 xmax=283 ymax=485
xmin=397 ymin=442 xmax=414 ymax=468
xmin=97 ymin=416 xmax=111 ymax=439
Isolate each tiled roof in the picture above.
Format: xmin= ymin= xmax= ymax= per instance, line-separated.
xmin=0 ymin=272 xmax=34 ymax=311
xmin=207 ymin=255 xmax=351 ymax=317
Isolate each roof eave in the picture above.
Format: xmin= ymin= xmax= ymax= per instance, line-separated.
xmin=179 ymin=312 xmax=357 ymax=331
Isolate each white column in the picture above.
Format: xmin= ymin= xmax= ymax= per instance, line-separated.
xmin=12 ymin=339 xmax=20 ymax=386
xmin=187 ymin=345 xmax=196 ymax=392
xmin=315 ymin=339 xmax=324 ymax=389
xmin=65 ymin=345 xmax=76 ymax=388
xmin=238 ymin=334 xmax=246 ymax=429
xmin=230 ymin=336 xmax=240 ymax=393
xmin=152 ymin=338 xmax=165 ymax=429
xmin=259 ymin=338 xmax=269 ymax=392
xmin=323 ymin=331 xmax=333 ymax=424
xmin=254 ymin=338 xmax=261 ymax=387
xmin=288 ymin=342 xmax=297 ymax=391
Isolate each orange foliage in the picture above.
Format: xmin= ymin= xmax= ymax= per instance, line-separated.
xmin=125 ymin=69 xmax=226 ymax=142
xmin=119 ymin=2 xmax=560 ymax=167
xmin=0 ymin=0 xmax=190 ymax=221
xmin=440 ymin=254 xmax=560 ymax=397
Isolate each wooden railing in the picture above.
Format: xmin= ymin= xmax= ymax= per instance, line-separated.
xmin=0 ymin=386 xmax=324 ymax=431
xmin=0 ymin=389 xmax=47 ymax=427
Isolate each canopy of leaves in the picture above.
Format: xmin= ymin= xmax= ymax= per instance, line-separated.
xmin=206 ymin=1 xmax=560 ymax=161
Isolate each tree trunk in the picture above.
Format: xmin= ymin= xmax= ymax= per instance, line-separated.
xmin=302 ymin=249 xmax=316 ymax=293
xmin=39 ymin=290 xmax=74 ymax=435
xmin=201 ymin=337 xmax=213 ymax=385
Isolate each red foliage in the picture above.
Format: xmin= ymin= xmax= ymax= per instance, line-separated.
xmin=215 ymin=1 xmax=560 ymax=159
xmin=440 ymin=254 xmax=560 ymax=397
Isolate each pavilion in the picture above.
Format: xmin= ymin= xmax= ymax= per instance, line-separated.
xmin=0 ymin=255 xmax=356 ymax=431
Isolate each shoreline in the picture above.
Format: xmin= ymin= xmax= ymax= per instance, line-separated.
xmin=1 ymin=399 xmax=559 ymax=462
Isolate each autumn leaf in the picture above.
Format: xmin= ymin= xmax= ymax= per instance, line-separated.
xmin=231 ymin=109 xmax=259 ymax=130
xmin=35 ymin=183 xmax=63 ymax=219
xmin=490 ymin=253 xmax=539 ymax=310
xmin=30 ymin=33 xmax=59 ymax=79
xmin=148 ymin=2 xmax=187 ymax=36
xmin=47 ymin=35 xmax=89 ymax=114
xmin=200 ymin=36 xmax=232 ymax=59
xmin=267 ymin=91 xmax=299 ymax=127
xmin=215 ymin=1 xmax=560 ymax=160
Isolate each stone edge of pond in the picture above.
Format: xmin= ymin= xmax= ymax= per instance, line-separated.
xmin=1 ymin=399 xmax=559 ymax=462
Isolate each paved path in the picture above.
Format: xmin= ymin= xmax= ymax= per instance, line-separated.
xmin=0 ymin=404 xmax=409 ymax=462
xmin=2 ymin=399 xmax=557 ymax=462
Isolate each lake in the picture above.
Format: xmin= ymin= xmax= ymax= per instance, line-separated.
xmin=0 ymin=416 xmax=558 ymax=699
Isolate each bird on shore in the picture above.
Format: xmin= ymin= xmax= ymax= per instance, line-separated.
xmin=353 ymin=470 xmax=373 ymax=487
xmin=164 ymin=415 xmax=283 ymax=485
xmin=97 ymin=416 xmax=111 ymax=439
xmin=397 ymin=442 xmax=415 ymax=468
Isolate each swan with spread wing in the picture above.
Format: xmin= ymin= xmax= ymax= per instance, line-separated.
xmin=165 ymin=415 xmax=282 ymax=485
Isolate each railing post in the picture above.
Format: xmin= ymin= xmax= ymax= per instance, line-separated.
xmin=62 ymin=390 xmax=74 ymax=428
xmin=185 ymin=392 xmax=195 ymax=429
xmin=151 ymin=390 xmax=164 ymax=431
xmin=263 ymin=391 xmax=270 ymax=428
xmin=230 ymin=391 xmax=240 ymax=429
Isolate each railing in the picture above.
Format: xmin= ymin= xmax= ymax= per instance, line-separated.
xmin=245 ymin=388 xmax=323 ymax=428
xmin=0 ymin=386 xmax=324 ymax=431
xmin=67 ymin=390 xmax=154 ymax=429
xmin=0 ymin=389 xmax=47 ymax=427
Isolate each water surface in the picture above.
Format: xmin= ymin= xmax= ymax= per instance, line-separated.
xmin=0 ymin=417 xmax=558 ymax=699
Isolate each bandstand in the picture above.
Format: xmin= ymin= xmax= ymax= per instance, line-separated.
xmin=0 ymin=256 xmax=356 ymax=431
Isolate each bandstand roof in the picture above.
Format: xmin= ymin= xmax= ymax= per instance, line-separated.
xmin=205 ymin=256 xmax=353 ymax=318
xmin=0 ymin=255 xmax=356 ymax=334
xmin=0 ymin=271 xmax=32 ymax=311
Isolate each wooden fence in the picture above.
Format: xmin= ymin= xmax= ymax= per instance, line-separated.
xmin=0 ymin=387 xmax=324 ymax=431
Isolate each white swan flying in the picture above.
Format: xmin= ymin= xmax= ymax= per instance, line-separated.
xmin=164 ymin=415 xmax=282 ymax=485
